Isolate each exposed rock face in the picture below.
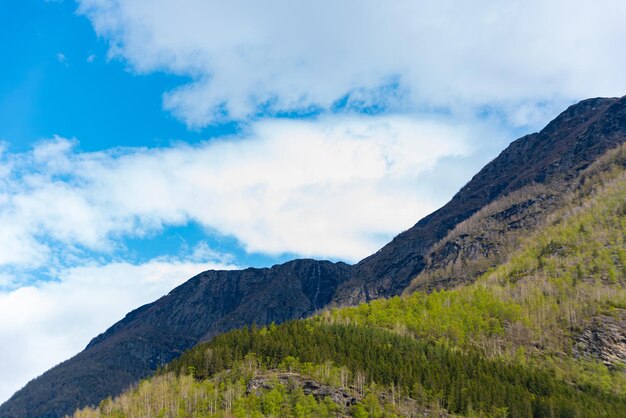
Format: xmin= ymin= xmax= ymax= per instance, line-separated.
xmin=574 ymin=310 xmax=626 ymax=369
xmin=246 ymin=373 xmax=358 ymax=409
xmin=407 ymin=186 xmax=562 ymax=292
xmin=2 ymin=96 xmax=626 ymax=418
xmin=245 ymin=372 xmax=442 ymax=417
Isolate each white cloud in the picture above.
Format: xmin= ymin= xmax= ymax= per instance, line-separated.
xmin=0 ymin=116 xmax=499 ymax=272
xmin=78 ymin=0 xmax=626 ymax=127
xmin=0 ymin=254 xmax=235 ymax=404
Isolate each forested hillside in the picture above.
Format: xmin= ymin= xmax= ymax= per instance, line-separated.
xmin=73 ymin=145 xmax=626 ymax=416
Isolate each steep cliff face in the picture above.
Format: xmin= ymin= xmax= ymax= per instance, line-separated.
xmin=0 ymin=260 xmax=352 ymax=418
xmin=2 ymin=96 xmax=626 ymax=418
xmin=333 ymin=96 xmax=626 ymax=304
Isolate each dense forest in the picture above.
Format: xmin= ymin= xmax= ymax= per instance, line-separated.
xmin=72 ymin=147 xmax=626 ymax=417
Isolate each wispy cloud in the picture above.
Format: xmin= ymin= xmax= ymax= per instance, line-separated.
xmin=55 ymin=52 xmax=68 ymax=66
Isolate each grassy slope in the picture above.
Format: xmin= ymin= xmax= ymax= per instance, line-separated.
xmin=73 ymin=150 xmax=626 ymax=417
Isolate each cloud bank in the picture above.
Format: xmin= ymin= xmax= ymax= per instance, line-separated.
xmin=79 ymin=0 xmax=626 ymax=127
xmin=0 ymin=116 xmax=485 ymax=271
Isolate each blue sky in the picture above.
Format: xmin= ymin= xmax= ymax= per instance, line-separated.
xmin=1 ymin=0 xmax=626 ymax=405
xmin=0 ymin=0 xmax=237 ymax=151
xmin=0 ymin=0 xmax=292 ymax=270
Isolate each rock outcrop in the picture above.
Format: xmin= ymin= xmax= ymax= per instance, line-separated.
xmin=574 ymin=310 xmax=626 ymax=369
xmin=246 ymin=372 xmax=358 ymax=409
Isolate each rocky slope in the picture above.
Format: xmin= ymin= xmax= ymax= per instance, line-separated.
xmin=575 ymin=310 xmax=626 ymax=369
xmin=335 ymin=96 xmax=626 ymax=303
xmin=2 ymin=96 xmax=626 ymax=417
xmin=405 ymin=141 xmax=626 ymax=294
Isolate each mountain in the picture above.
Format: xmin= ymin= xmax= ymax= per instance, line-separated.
xmin=72 ymin=153 xmax=626 ymax=416
xmin=334 ymin=96 xmax=626 ymax=303
xmin=0 ymin=260 xmax=352 ymax=418
xmin=2 ymin=96 xmax=625 ymax=418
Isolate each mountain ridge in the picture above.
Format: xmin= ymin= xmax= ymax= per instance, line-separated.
xmin=333 ymin=96 xmax=626 ymax=303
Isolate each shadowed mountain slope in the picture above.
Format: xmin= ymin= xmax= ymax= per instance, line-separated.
xmin=2 ymin=96 xmax=626 ymax=417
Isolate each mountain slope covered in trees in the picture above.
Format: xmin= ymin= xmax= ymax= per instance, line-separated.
xmin=74 ymin=147 xmax=626 ymax=416
xmin=2 ymin=96 xmax=626 ymax=418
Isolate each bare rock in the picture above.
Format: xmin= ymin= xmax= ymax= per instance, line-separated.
xmin=246 ymin=372 xmax=358 ymax=409
xmin=574 ymin=310 xmax=626 ymax=369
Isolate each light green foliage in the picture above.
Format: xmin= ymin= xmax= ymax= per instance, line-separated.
xmin=349 ymin=403 xmax=368 ymax=418
xmin=322 ymin=286 xmax=521 ymax=348
xmin=261 ymin=384 xmax=285 ymax=416
xmin=73 ymin=370 xmax=343 ymax=417
xmin=361 ymin=393 xmax=384 ymax=417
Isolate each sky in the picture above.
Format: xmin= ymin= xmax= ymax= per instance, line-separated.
xmin=1 ymin=0 xmax=626 ymax=404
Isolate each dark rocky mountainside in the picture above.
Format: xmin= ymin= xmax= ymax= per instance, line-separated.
xmin=405 ymin=138 xmax=626 ymax=294
xmin=2 ymin=96 xmax=626 ymax=418
xmin=333 ymin=96 xmax=626 ymax=303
